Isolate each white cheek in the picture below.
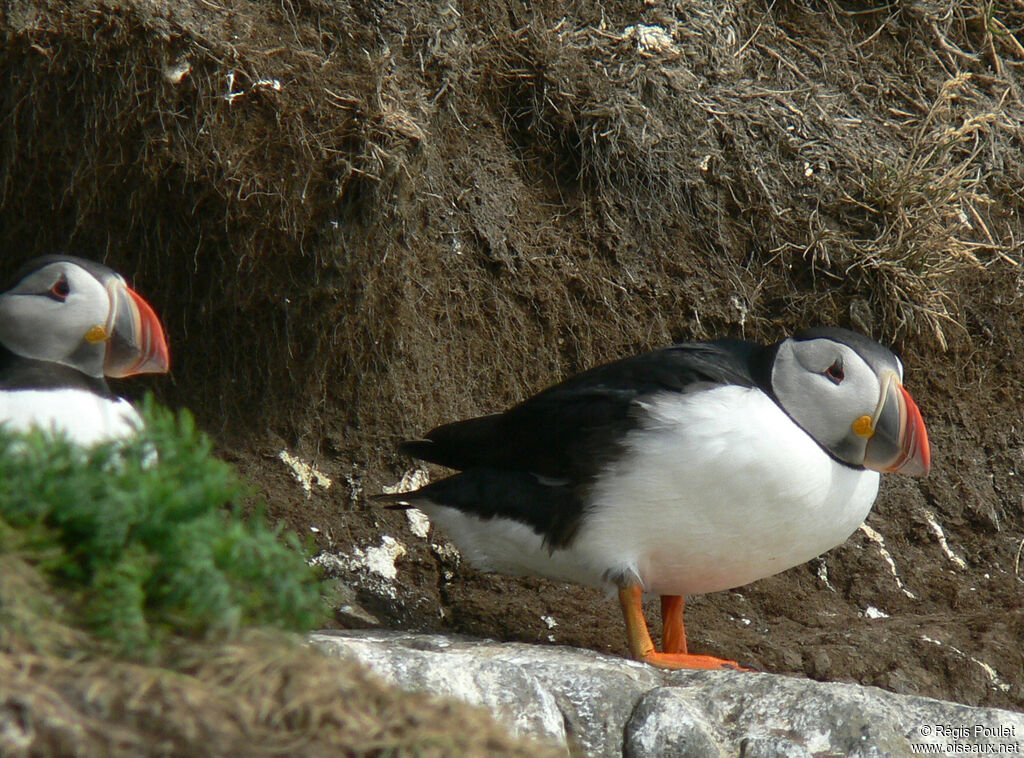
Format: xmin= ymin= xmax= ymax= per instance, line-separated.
xmin=0 ymin=274 xmax=110 ymax=363
xmin=67 ymin=288 xmax=110 ymax=328
xmin=846 ymin=367 xmax=882 ymax=415
xmin=53 ymin=273 xmax=110 ymax=341
xmin=818 ymin=373 xmax=878 ymax=437
xmin=33 ymin=297 xmax=104 ymax=354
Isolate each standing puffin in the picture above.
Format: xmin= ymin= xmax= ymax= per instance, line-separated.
xmin=384 ymin=328 xmax=930 ymax=671
xmin=0 ymin=255 xmax=170 ymax=446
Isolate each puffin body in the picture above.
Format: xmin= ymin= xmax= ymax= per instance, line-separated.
xmin=0 ymin=255 xmax=170 ymax=446
xmin=426 ymin=385 xmax=880 ymax=596
xmin=387 ymin=328 xmax=930 ymax=670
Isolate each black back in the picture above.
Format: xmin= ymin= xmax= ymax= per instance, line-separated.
xmin=399 ymin=339 xmax=777 ymax=547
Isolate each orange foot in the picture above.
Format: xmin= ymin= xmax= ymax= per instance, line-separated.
xmin=619 ymin=586 xmax=754 ymax=672
xmin=639 ymin=650 xmax=753 ymax=672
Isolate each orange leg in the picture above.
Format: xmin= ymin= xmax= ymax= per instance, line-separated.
xmin=660 ymin=595 xmax=687 ymax=654
xmin=618 ymin=586 xmax=749 ymax=671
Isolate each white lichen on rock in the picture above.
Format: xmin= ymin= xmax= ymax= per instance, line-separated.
xmin=815 ymin=558 xmax=836 ymax=592
xmin=859 ymin=523 xmax=916 ymax=599
xmin=361 ymin=536 xmax=408 ymax=581
xmin=921 ymin=636 xmax=1011 ymax=692
xmin=405 ymin=508 xmax=431 ymax=539
xmin=310 ymin=536 xmax=408 ymax=598
xmin=381 ymin=468 xmax=431 ymax=495
xmin=278 ymin=449 xmax=332 ymax=498
xmin=623 ymin=24 xmax=680 ymax=57
xmin=922 ymin=509 xmax=968 ymax=570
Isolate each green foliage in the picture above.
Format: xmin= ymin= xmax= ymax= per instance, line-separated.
xmin=0 ymin=398 xmax=324 ymax=657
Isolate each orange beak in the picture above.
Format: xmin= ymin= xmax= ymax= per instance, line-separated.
xmin=102 ymin=280 xmax=170 ymax=377
xmin=863 ymin=373 xmax=930 ymax=477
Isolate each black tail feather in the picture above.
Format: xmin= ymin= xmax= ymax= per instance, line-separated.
xmin=371 ymin=492 xmax=420 ymax=509
xmin=398 ymin=439 xmax=437 ymax=461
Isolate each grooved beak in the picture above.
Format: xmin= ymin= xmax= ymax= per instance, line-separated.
xmin=863 ymin=372 xmax=930 ymax=477
xmin=103 ymin=280 xmax=170 ymax=377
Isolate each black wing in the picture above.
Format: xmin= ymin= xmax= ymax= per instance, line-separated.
xmin=382 ymin=467 xmax=588 ymax=548
xmin=402 ymin=339 xmax=773 ymax=482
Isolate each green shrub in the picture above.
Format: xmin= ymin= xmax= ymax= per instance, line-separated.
xmin=0 ymin=398 xmax=324 ymax=657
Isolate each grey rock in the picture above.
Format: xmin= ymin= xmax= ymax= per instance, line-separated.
xmin=624 ymin=688 xmax=723 ymax=758
xmin=311 ymin=630 xmax=1024 ymax=757
xmin=739 ymin=735 xmax=813 ymax=758
xmin=312 ymin=630 xmax=657 ymax=755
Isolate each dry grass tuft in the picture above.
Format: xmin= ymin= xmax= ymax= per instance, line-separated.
xmin=0 ymin=552 xmax=87 ymax=657
xmin=0 ymin=637 xmax=559 ymax=757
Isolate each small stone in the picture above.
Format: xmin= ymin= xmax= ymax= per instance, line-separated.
xmin=625 ymin=688 xmax=725 ymax=758
xmin=741 ymin=736 xmax=812 ymax=758
xmin=162 ymin=59 xmax=190 ymax=84
xmin=807 ymin=650 xmax=833 ymax=680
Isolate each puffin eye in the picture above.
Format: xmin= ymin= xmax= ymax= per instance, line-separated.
xmin=824 ymin=359 xmax=844 ymax=385
xmin=48 ymin=277 xmax=70 ymax=302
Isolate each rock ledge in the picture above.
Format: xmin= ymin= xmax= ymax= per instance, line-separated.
xmin=312 ymin=630 xmax=1024 ymax=757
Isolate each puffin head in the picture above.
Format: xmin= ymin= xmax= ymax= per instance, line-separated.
xmin=0 ymin=255 xmax=170 ymax=379
xmin=770 ymin=327 xmax=930 ymax=476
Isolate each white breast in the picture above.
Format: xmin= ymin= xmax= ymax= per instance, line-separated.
xmin=0 ymin=388 xmax=143 ymax=447
xmin=423 ymin=385 xmax=879 ymax=596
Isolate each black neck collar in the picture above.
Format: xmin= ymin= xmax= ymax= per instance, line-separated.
xmin=0 ymin=345 xmax=115 ymax=398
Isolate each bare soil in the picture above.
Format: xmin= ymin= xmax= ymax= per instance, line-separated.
xmin=2 ymin=0 xmax=1023 ymax=724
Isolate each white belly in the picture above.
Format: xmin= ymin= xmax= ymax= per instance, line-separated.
xmin=0 ymin=389 xmax=143 ymax=447
xmin=424 ymin=386 xmax=879 ymax=595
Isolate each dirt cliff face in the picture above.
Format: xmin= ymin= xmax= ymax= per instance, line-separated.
xmin=2 ymin=0 xmax=1022 ymax=710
